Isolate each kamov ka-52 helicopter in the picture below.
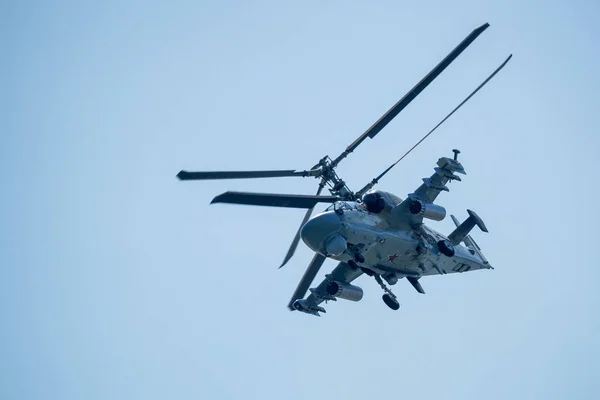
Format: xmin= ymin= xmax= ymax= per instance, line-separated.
xmin=178 ymin=23 xmax=511 ymax=316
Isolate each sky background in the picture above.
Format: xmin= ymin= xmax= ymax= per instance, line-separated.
xmin=2 ymin=1 xmax=600 ymax=399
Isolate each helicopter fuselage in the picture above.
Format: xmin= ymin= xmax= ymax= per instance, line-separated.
xmin=300 ymin=201 xmax=486 ymax=279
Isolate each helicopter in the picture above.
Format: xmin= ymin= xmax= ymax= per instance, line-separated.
xmin=177 ymin=23 xmax=511 ymax=316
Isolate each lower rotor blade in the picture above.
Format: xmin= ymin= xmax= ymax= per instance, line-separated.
xmin=177 ymin=169 xmax=320 ymax=180
xmin=356 ymin=54 xmax=513 ymax=197
xmin=211 ymin=191 xmax=338 ymax=209
xmin=278 ymin=182 xmax=325 ymax=269
xmin=287 ymin=253 xmax=327 ymax=310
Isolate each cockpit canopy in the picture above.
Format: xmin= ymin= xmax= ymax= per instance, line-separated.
xmin=324 ymin=201 xmax=363 ymax=212
xmin=323 ymin=191 xmax=402 ymax=214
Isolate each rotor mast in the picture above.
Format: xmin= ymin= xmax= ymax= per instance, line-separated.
xmin=312 ymin=156 xmax=355 ymax=200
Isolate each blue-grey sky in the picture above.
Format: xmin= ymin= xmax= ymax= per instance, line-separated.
xmin=3 ymin=1 xmax=599 ymax=399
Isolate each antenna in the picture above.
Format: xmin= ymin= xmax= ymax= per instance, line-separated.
xmin=452 ymin=149 xmax=461 ymax=161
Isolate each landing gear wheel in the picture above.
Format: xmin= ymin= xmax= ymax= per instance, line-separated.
xmin=355 ymin=253 xmax=365 ymax=263
xmin=382 ymin=293 xmax=400 ymax=310
xmin=348 ymin=260 xmax=358 ymax=269
xmin=437 ymin=239 xmax=455 ymax=257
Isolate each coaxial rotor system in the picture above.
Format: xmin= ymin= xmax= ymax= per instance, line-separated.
xmin=177 ymin=22 xmax=511 ymax=273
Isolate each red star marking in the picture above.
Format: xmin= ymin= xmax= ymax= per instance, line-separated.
xmin=387 ymin=253 xmax=399 ymax=263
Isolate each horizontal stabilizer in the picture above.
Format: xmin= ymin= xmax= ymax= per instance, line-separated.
xmin=448 ymin=209 xmax=487 ymax=246
xmin=450 ymin=215 xmax=478 ymax=249
xmin=406 ymin=277 xmax=425 ymax=294
xmin=450 ymin=213 xmax=492 ymax=268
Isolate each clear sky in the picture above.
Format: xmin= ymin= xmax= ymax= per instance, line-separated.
xmin=2 ymin=1 xmax=599 ymax=399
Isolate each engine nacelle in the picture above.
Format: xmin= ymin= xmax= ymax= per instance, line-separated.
xmin=408 ymin=199 xmax=446 ymax=221
xmin=326 ymin=281 xmax=364 ymax=302
xmin=362 ymin=192 xmax=386 ymax=213
xmin=362 ymin=190 xmax=403 ymax=214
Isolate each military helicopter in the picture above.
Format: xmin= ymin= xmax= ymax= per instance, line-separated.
xmin=177 ymin=23 xmax=511 ymax=316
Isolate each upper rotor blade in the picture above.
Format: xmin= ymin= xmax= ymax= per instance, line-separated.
xmin=287 ymin=253 xmax=327 ymax=310
xmin=278 ymin=182 xmax=325 ymax=269
xmin=356 ymin=54 xmax=513 ymax=198
xmin=177 ymin=169 xmax=320 ymax=181
xmin=211 ymin=191 xmax=338 ymax=209
xmin=331 ymin=23 xmax=490 ymax=168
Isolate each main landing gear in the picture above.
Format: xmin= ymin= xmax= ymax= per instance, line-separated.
xmin=346 ymin=249 xmax=400 ymax=311
xmin=374 ymin=274 xmax=400 ymax=310
xmin=382 ymin=293 xmax=400 ymax=310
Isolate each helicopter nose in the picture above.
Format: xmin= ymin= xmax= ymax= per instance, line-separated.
xmin=300 ymin=211 xmax=342 ymax=254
